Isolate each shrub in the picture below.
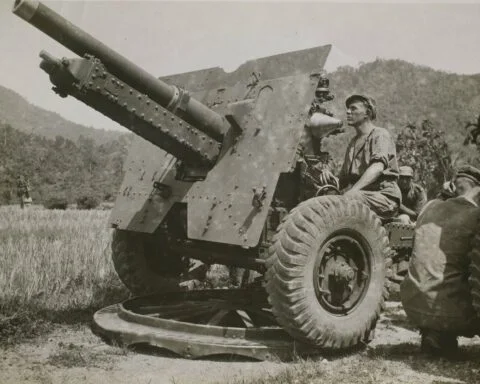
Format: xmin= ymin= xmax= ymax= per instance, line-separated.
xmin=396 ymin=120 xmax=454 ymax=197
xmin=43 ymin=196 xmax=68 ymax=210
xmin=76 ymin=195 xmax=100 ymax=210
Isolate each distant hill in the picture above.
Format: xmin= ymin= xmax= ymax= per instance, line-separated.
xmin=0 ymin=85 xmax=123 ymax=145
xmin=2 ymin=58 xmax=480 ymax=205
xmin=0 ymin=122 xmax=132 ymax=205
xmin=322 ymin=59 xmax=480 ymax=172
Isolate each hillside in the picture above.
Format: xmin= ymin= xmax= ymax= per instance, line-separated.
xmin=2 ymin=58 xmax=480 ymax=205
xmin=0 ymin=85 xmax=123 ymax=145
xmin=0 ymin=123 xmax=132 ymax=205
xmin=323 ymin=59 xmax=480 ymax=172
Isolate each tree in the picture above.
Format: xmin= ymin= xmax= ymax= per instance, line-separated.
xmin=396 ymin=120 xmax=454 ymax=197
xmin=76 ymin=195 xmax=100 ymax=210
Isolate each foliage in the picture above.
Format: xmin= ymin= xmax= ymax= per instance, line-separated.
xmin=0 ymin=123 xmax=132 ymax=205
xmin=396 ymin=120 xmax=454 ymax=197
xmin=76 ymin=195 xmax=100 ymax=210
xmin=2 ymin=190 xmax=12 ymax=204
xmin=2 ymin=59 xmax=480 ymax=207
xmin=321 ymin=59 xmax=480 ymax=183
xmin=43 ymin=196 xmax=69 ymax=210
xmin=463 ymin=113 xmax=480 ymax=146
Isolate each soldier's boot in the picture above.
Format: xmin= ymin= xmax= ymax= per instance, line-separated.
xmin=420 ymin=328 xmax=458 ymax=357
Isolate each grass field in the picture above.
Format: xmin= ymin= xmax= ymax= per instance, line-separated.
xmin=2 ymin=205 xmax=480 ymax=384
xmin=0 ymin=205 xmax=128 ymax=343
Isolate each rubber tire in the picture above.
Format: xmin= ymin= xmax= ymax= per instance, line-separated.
xmin=468 ymin=233 xmax=480 ymax=316
xmin=265 ymin=195 xmax=390 ymax=349
xmin=111 ymin=229 xmax=183 ymax=296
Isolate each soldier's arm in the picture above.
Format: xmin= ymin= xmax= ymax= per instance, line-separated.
xmin=399 ymin=204 xmax=417 ymax=219
xmin=345 ymin=161 xmax=385 ymax=193
xmin=414 ymin=187 xmax=428 ymax=214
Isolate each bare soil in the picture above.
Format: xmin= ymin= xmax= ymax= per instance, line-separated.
xmin=1 ymin=302 xmax=479 ymax=384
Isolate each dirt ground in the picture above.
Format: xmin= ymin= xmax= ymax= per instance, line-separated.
xmin=1 ymin=302 xmax=479 ymax=384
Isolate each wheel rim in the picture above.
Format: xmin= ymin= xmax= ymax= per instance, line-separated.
xmin=313 ymin=231 xmax=371 ymax=315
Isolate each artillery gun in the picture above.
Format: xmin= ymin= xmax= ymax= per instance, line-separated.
xmin=13 ymin=0 xmax=412 ymax=360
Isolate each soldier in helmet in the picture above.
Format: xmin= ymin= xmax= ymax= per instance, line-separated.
xmin=314 ymin=94 xmax=401 ymax=220
xmin=400 ymin=165 xmax=480 ymax=356
xmin=397 ymin=165 xmax=427 ymax=224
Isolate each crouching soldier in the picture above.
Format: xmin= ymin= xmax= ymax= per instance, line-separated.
xmin=397 ymin=166 xmax=427 ymax=224
xmin=400 ymin=165 xmax=480 ymax=356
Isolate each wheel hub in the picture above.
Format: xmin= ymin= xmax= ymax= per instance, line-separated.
xmin=314 ymin=234 xmax=371 ymax=315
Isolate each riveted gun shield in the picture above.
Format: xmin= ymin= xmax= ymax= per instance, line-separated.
xmin=13 ymin=0 xmax=411 ymax=358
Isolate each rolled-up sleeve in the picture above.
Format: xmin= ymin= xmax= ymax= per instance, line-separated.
xmin=369 ymin=130 xmax=392 ymax=168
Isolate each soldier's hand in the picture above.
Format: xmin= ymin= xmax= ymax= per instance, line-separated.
xmin=319 ymin=169 xmax=338 ymax=186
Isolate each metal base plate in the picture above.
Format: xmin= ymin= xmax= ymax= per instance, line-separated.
xmin=93 ymin=289 xmax=318 ymax=361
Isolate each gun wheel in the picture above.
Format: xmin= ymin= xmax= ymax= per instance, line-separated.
xmin=112 ymin=229 xmax=186 ymax=295
xmin=93 ymin=289 xmax=319 ymax=361
xmin=265 ymin=195 xmax=390 ymax=349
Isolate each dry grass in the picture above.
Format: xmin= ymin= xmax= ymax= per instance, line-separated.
xmin=0 ymin=205 xmax=128 ymax=343
xmin=224 ymin=349 xmax=480 ymax=384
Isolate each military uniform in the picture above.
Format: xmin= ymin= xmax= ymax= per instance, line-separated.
xmin=16 ymin=177 xmax=29 ymax=197
xmin=402 ymin=182 xmax=427 ymax=216
xmin=400 ymin=196 xmax=480 ymax=333
xmin=401 ymin=165 xmax=480 ymax=354
xmin=340 ymin=126 xmax=401 ymax=220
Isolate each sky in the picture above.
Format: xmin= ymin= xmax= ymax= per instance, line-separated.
xmin=1 ymin=0 xmax=480 ymax=132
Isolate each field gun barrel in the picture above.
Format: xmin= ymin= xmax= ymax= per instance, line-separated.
xmin=12 ymin=0 xmax=228 ymax=162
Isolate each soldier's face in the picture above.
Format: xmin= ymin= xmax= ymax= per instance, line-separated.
xmin=346 ymin=101 xmax=369 ymax=127
xmin=398 ymin=176 xmax=412 ymax=191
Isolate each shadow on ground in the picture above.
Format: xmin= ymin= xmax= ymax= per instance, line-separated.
xmin=371 ymin=302 xmax=480 ymax=383
xmin=367 ymin=342 xmax=480 ymax=383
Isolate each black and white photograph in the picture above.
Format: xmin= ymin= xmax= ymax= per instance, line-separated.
xmin=1 ymin=0 xmax=480 ymax=383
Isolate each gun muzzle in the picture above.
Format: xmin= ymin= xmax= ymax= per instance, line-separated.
xmin=12 ymin=0 xmax=228 ymax=142
xmin=12 ymin=0 xmax=39 ymax=21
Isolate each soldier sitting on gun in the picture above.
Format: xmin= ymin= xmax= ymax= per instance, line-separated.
xmin=396 ymin=166 xmax=427 ymax=224
xmin=310 ymin=94 xmax=401 ymax=220
xmin=400 ymin=165 xmax=480 ymax=357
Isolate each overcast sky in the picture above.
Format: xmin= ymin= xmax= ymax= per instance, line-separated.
xmin=1 ymin=0 xmax=480 ymax=131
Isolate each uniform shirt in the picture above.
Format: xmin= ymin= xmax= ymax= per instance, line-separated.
xmin=402 ymin=182 xmax=427 ymax=215
xmin=400 ymin=197 xmax=480 ymax=332
xmin=339 ymin=126 xmax=401 ymax=202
